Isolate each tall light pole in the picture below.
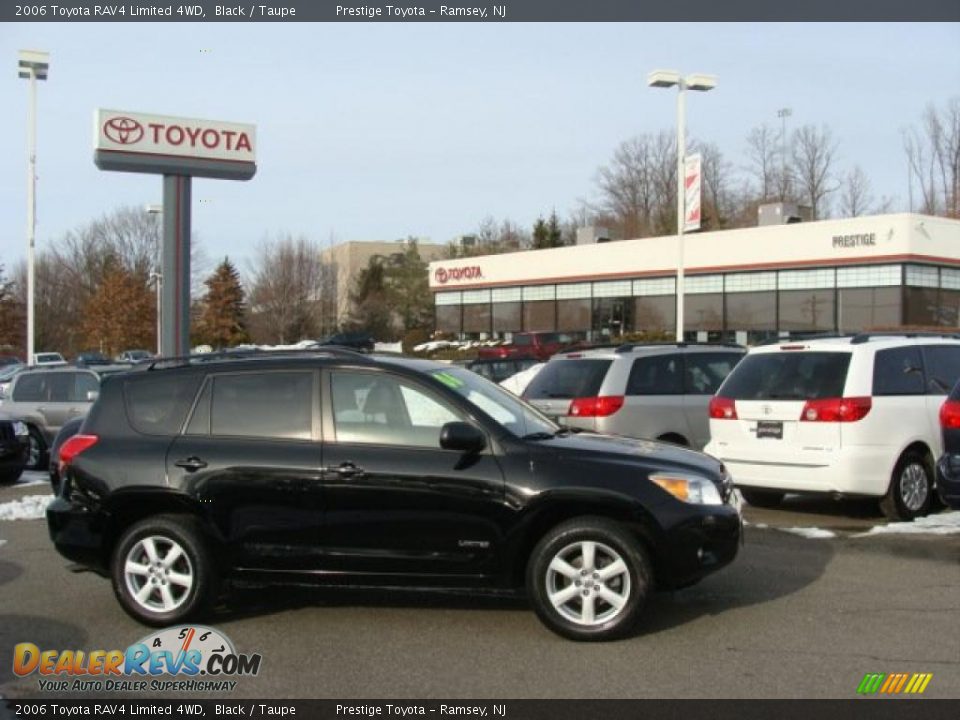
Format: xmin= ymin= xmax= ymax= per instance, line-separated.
xmin=18 ymin=50 xmax=49 ymax=365
xmin=777 ymin=107 xmax=792 ymax=200
xmin=648 ymin=70 xmax=716 ymax=342
xmin=145 ymin=204 xmax=163 ymax=355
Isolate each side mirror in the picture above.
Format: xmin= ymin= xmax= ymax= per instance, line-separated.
xmin=86 ymin=390 xmax=99 ymax=402
xmin=439 ymin=421 xmax=486 ymax=454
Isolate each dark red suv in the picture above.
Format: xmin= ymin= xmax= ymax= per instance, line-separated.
xmin=477 ymin=332 xmax=578 ymax=362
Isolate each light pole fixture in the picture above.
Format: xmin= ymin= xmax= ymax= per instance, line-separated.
xmin=647 ymin=69 xmax=716 ymax=342
xmin=777 ymin=107 xmax=792 ymax=200
xmin=18 ymin=49 xmax=49 ymax=364
xmin=145 ymin=205 xmax=163 ymax=355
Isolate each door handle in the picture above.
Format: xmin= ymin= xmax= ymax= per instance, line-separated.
xmin=174 ymin=456 xmax=208 ymax=472
xmin=325 ymin=462 xmax=365 ymax=479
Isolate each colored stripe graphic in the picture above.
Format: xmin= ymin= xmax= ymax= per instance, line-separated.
xmin=857 ymin=672 xmax=932 ymax=695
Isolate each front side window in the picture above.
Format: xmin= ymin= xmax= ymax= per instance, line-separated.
xmin=12 ymin=373 xmax=45 ymax=402
xmin=331 ymin=372 xmax=464 ymax=448
xmin=211 ymin=372 xmax=313 ymax=440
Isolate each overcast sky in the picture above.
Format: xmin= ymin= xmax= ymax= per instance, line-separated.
xmin=1 ymin=22 xmax=958 ymax=271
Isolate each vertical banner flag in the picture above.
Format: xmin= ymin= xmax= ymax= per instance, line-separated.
xmin=684 ymin=153 xmax=702 ymax=232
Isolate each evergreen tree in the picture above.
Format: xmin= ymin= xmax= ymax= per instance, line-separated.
xmin=81 ymin=258 xmax=154 ymax=357
xmin=197 ymin=257 xmax=250 ymax=348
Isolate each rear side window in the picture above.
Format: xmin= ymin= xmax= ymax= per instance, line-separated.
xmin=73 ymin=373 xmax=99 ymax=402
xmin=626 ymin=354 xmax=683 ymax=396
xmin=524 ymin=359 xmax=613 ymax=399
xmin=873 ymin=347 xmax=925 ymax=396
xmin=211 ymin=372 xmax=313 ymax=440
xmin=922 ymin=346 xmax=960 ymax=395
xmin=719 ymin=352 xmax=851 ymax=400
xmin=684 ymin=352 xmax=743 ymax=395
xmin=124 ymin=373 xmax=203 ymax=435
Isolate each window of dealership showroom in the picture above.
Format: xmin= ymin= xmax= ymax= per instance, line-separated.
xmin=430 ymin=214 xmax=960 ymax=344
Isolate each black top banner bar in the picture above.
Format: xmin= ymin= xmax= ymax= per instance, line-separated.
xmin=4 ymin=0 xmax=960 ymax=22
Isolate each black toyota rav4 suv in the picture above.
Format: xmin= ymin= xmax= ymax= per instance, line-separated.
xmin=47 ymin=349 xmax=740 ymax=641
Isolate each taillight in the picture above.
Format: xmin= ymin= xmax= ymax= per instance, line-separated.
xmin=568 ymin=396 xmax=624 ymax=417
xmin=940 ymin=399 xmax=960 ymax=429
xmin=800 ymin=397 xmax=871 ymax=422
xmin=709 ymin=396 xmax=738 ymax=420
xmin=58 ymin=434 xmax=99 ymax=473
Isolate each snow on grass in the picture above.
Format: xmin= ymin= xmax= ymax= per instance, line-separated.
xmin=855 ymin=511 xmax=960 ymax=537
xmin=0 ymin=494 xmax=53 ymax=521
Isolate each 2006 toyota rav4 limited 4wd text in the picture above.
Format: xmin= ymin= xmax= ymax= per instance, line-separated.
xmin=47 ymin=349 xmax=741 ymax=641
xmin=705 ymin=333 xmax=960 ymax=521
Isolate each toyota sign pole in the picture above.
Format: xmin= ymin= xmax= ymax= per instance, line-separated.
xmin=94 ymin=110 xmax=256 ymax=356
xmin=18 ymin=50 xmax=49 ymax=365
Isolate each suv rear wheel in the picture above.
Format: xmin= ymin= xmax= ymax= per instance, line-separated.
xmin=526 ymin=517 xmax=650 ymax=641
xmin=111 ymin=515 xmax=217 ymax=626
xmin=740 ymin=489 xmax=785 ymax=508
xmin=25 ymin=426 xmax=47 ymax=471
xmin=880 ymin=451 xmax=933 ymax=522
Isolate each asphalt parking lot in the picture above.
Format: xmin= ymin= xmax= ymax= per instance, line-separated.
xmin=1 ymin=473 xmax=958 ymax=700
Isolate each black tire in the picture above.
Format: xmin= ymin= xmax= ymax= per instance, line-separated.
xmin=740 ymin=488 xmax=785 ymax=508
xmin=526 ymin=516 xmax=651 ymax=641
xmin=25 ymin=426 xmax=47 ymax=471
xmin=0 ymin=468 xmax=23 ymax=484
xmin=880 ymin=451 xmax=933 ymax=522
xmin=111 ymin=515 xmax=218 ymax=626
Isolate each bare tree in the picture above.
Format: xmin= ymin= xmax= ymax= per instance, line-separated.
xmin=791 ymin=124 xmax=838 ymax=219
xmin=744 ymin=123 xmax=780 ymax=203
xmin=693 ymin=140 xmax=738 ymax=229
xmin=904 ymin=97 xmax=960 ymax=218
xmin=247 ymin=234 xmax=324 ymax=344
xmin=840 ymin=165 xmax=874 ymax=218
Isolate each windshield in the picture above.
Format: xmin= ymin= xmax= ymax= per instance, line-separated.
xmin=430 ymin=367 xmax=558 ymax=438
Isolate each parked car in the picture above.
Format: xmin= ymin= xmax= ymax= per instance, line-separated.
xmin=32 ymin=352 xmax=67 ymax=367
xmin=0 ymin=412 xmax=30 ymax=484
xmin=75 ymin=351 xmax=112 ymax=367
xmin=0 ymin=363 xmax=26 ymax=399
xmin=0 ymin=355 xmax=22 ymax=368
xmin=319 ymin=332 xmax=375 ymax=352
xmin=2 ymin=368 xmax=103 ymax=470
xmin=466 ymin=356 xmax=541 ymax=384
xmin=117 ymin=349 xmax=153 ymax=363
xmin=936 ymin=381 xmax=960 ymax=510
xmin=477 ymin=332 xmax=580 ymax=362
xmin=47 ymin=348 xmax=740 ymax=639
xmin=705 ymin=333 xmax=960 ymax=521
xmin=524 ymin=343 xmax=746 ymax=450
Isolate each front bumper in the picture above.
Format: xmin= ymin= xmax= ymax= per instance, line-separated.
xmin=0 ymin=438 xmax=28 ymax=473
xmin=653 ymin=501 xmax=741 ymax=590
xmin=936 ymin=455 xmax=960 ymax=509
xmin=46 ymin=496 xmax=109 ymax=570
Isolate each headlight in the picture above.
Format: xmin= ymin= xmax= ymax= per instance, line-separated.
xmin=12 ymin=421 xmax=28 ymax=437
xmin=650 ymin=473 xmax=723 ymax=506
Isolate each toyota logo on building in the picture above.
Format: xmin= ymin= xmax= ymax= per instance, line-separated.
xmin=434 ymin=265 xmax=483 ymax=284
xmin=103 ymin=116 xmax=144 ymax=145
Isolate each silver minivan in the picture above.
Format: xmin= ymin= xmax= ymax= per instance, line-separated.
xmin=523 ymin=343 xmax=745 ymax=449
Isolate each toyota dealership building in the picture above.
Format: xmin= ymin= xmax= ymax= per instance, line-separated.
xmin=428 ymin=213 xmax=960 ymax=344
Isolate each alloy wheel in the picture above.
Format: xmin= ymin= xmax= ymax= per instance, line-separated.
xmin=124 ymin=535 xmax=194 ymax=613
xmin=899 ymin=462 xmax=929 ymax=513
xmin=545 ymin=540 xmax=631 ymax=626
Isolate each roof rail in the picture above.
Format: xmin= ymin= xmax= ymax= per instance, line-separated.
xmin=145 ymin=346 xmax=372 ymax=371
xmin=850 ymin=331 xmax=960 ymax=345
xmin=754 ymin=332 xmax=854 ymax=347
xmin=614 ymin=341 xmax=745 ymax=354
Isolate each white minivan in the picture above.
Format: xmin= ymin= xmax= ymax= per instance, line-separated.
xmin=704 ymin=334 xmax=960 ymax=521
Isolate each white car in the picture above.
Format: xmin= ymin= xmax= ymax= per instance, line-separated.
xmin=704 ymin=333 xmax=960 ymax=521
xmin=32 ymin=352 xmax=67 ymax=367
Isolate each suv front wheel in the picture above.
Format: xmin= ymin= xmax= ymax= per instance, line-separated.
xmin=526 ymin=517 xmax=651 ymax=641
xmin=880 ymin=451 xmax=933 ymax=522
xmin=111 ymin=515 xmax=217 ymax=626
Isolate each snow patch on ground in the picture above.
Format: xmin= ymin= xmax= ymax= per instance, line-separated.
xmin=855 ymin=511 xmax=960 ymax=537
xmin=16 ymin=471 xmax=49 ymax=488
xmin=0 ymin=494 xmax=53 ymax=521
xmin=776 ymin=526 xmax=837 ymax=539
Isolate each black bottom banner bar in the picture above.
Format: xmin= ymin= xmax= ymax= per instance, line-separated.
xmin=3 ymin=699 xmax=959 ymax=720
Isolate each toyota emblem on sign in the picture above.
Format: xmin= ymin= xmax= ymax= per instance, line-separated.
xmin=103 ymin=116 xmax=144 ymax=145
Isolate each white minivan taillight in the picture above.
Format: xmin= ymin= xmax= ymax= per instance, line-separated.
xmin=709 ymin=396 xmax=738 ymax=420
xmin=799 ymin=397 xmax=871 ymax=423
